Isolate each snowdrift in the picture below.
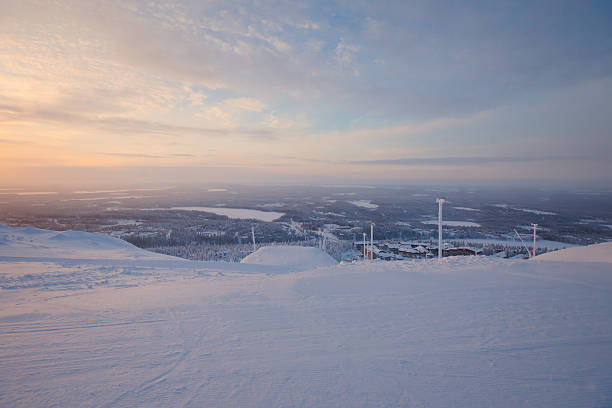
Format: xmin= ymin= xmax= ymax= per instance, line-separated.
xmin=241 ymin=245 xmax=337 ymax=270
xmin=0 ymin=224 xmax=169 ymax=260
xmin=0 ymin=225 xmax=277 ymax=291
xmin=48 ymin=230 xmax=137 ymax=249
xmin=535 ymin=241 xmax=612 ymax=263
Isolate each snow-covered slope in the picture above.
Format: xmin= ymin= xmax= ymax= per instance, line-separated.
xmin=241 ymin=245 xmax=337 ymax=270
xmin=0 ymin=224 xmax=279 ymax=290
xmin=0 ymin=224 xmax=170 ymax=260
xmin=1 ymin=225 xmax=612 ymax=407
xmin=534 ymin=241 xmax=612 ymax=263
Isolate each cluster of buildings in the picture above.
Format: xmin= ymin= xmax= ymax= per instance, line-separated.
xmin=354 ymin=241 xmax=482 ymax=260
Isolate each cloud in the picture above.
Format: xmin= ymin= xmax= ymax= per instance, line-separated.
xmin=0 ymin=138 xmax=34 ymax=145
xmin=1 ymin=0 xmax=611 ymax=184
xmin=350 ymin=155 xmax=591 ymax=166
xmin=183 ymin=86 xmax=207 ymax=107
xmin=0 ymin=102 xmax=278 ymax=140
xmin=103 ymin=152 xmax=196 ymax=159
xmin=301 ymin=109 xmax=491 ymax=153
xmin=222 ymin=97 xmax=267 ymax=113
xmin=197 ymin=97 xmax=273 ymax=128
xmin=6 ymin=0 xmax=612 ymax=124
xmin=335 ymin=38 xmax=359 ymax=66
xmin=0 ymin=104 xmax=23 ymax=114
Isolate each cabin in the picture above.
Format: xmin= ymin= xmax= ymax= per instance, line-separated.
xmin=398 ymin=245 xmax=429 ymax=259
xmin=444 ymin=247 xmax=482 ymax=257
xmin=356 ymin=240 xmax=481 ymax=260
xmin=376 ymin=250 xmax=396 ymax=260
xmin=381 ymin=242 xmax=401 ymax=254
xmin=429 ymin=246 xmax=483 ymax=257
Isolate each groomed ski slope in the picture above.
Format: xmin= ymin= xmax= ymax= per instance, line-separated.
xmin=1 ymin=226 xmax=612 ymax=407
xmin=241 ymin=245 xmax=338 ymax=270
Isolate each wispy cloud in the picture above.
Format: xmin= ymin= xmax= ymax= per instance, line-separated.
xmin=1 ymin=103 xmax=278 ymax=140
xmin=103 ymin=152 xmax=196 ymax=159
xmin=350 ymin=156 xmax=590 ymax=166
xmin=0 ymin=138 xmax=34 ymax=145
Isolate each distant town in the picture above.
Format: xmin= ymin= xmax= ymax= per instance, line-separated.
xmin=1 ymin=184 xmax=610 ymax=262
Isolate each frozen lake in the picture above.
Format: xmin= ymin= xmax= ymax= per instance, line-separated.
xmin=422 ymin=220 xmax=482 ymax=227
xmin=348 ymin=199 xmax=378 ymax=209
xmin=145 ymin=206 xmax=285 ymax=222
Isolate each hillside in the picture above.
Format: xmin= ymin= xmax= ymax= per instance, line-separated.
xmin=1 ymin=226 xmax=611 ymax=407
xmin=0 ymin=224 xmax=170 ymax=260
xmin=534 ymin=241 xmax=612 ymax=263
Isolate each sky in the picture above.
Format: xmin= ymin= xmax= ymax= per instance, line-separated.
xmin=1 ymin=0 xmax=611 ymax=187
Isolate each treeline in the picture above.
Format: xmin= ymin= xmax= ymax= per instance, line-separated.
xmin=449 ymin=241 xmax=551 ymax=257
xmin=122 ymin=225 xmax=307 ymax=249
xmin=149 ymin=239 xmax=355 ymax=262
xmin=151 ymin=243 xmax=253 ymax=262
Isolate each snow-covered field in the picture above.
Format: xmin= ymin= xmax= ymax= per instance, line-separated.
xmin=1 ymin=226 xmax=612 ymax=407
xmin=493 ymin=204 xmax=557 ymax=216
xmin=348 ymin=200 xmax=378 ymax=209
xmin=453 ymin=206 xmax=481 ymax=212
xmin=421 ymin=220 xmax=482 ymax=227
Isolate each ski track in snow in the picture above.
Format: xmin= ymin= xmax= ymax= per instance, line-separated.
xmin=1 ymin=227 xmax=612 ymax=407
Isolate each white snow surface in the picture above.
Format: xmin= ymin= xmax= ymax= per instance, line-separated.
xmin=534 ymin=242 xmax=612 ymax=263
xmin=453 ymin=206 xmax=481 ymax=212
xmin=0 ymin=224 xmax=170 ymax=260
xmin=241 ymin=245 xmax=337 ymax=270
xmin=1 ymin=225 xmax=612 ymax=407
xmin=347 ymin=199 xmax=378 ymax=209
xmin=422 ymin=220 xmax=481 ymax=227
xmin=493 ymin=204 xmax=557 ymax=215
xmin=143 ymin=206 xmax=284 ymax=222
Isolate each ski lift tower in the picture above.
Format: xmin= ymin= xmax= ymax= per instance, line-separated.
xmin=362 ymin=232 xmax=367 ymax=260
xmin=370 ymin=223 xmax=375 ymax=260
xmin=251 ymin=226 xmax=256 ymax=252
xmin=532 ymin=223 xmax=538 ymax=258
xmin=436 ymin=198 xmax=446 ymax=259
xmin=321 ymin=228 xmax=327 ymax=251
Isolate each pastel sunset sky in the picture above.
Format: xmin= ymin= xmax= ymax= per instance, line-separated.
xmin=1 ymin=0 xmax=611 ymax=186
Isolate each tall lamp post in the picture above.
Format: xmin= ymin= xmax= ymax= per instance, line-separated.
xmin=362 ymin=232 xmax=367 ymax=260
xmin=436 ymin=198 xmax=445 ymax=259
xmin=251 ymin=226 xmax=256 ymax=252
xmin=370 ymin=223 xmax=375 ymax=260
xmin=532 ymin=223 xmax=538 ymax=258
